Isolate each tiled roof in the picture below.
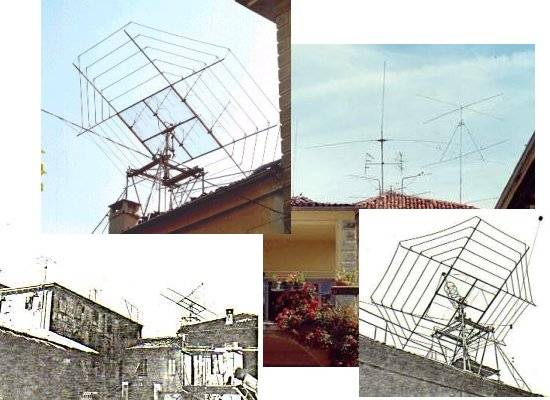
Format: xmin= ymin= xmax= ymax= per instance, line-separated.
xmin=292 ymin=191 xmax=475 ymax=210
xmin=355 ymin=191 xmax=475 ymax=209
xmin=290 ymin=196 xmax=354 ymax=208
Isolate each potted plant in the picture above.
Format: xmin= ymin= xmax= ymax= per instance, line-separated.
xmin=334 ymin=267 xmax=358 ymax=287
xmin=271 ymin=273 xmax=282 ymax=290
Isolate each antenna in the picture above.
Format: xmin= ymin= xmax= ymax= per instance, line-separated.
xmin=379 ymin=61 xmax=386 ymax=193
xmin=400 ymin=171 xmax=428 ymax=194
xmin=160 ymin=282 xmax=216 ymax=325
xmin=35 ymin=256 xmax=56 ymax=329
xmin=123 ymin=298 xmax=140 ymax=322
xmin=361 ymin=217 xmax=535 ymax=391
xmin=65 ymin=22 xmax=280 ymax=232
xmin=420 ymin=93 xmax=503 ymax=202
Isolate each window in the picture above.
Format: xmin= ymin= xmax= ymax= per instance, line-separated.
xmin=106 ymin=315 xmax=112 ymax=334
xmin=58 ymin=295 xmax=67 ymax=313
xmin=24 ymin=295 xmax=34 ymax=310
xmin=136 ymin=359 xmax=147 ymax=376
xmin=168 ymin=358 xmax=176 ymax=375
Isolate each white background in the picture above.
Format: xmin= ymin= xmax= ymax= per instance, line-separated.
xmin=1 ymin=0 xmax=549 ymax=399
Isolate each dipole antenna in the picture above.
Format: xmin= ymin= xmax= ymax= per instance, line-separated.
xmin=421 ymin=93 xmax=503 ymax=202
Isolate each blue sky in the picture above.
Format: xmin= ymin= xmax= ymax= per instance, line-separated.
xmin=41 ymin=0 xmax=277 ymax=233
xmin=292 ymin=44 xmax=534 ymax=206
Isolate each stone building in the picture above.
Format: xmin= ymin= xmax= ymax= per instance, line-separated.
xmin=121 ymin=311 xmax=258 ymax=399
xmin=0 ymin=325 xmax=101 ymax=399
xmin=0 ymin=283 xmax=143 ymax=398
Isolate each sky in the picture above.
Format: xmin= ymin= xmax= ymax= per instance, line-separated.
xmin=359 ymin=209 xmax=548 ymax=394
xmin=292 ymin=44 xmax=534 ymax=207
xmin=0 ymin=233 xmax=262 ymax=338
xmin=41 ymin=0 xmax=278 ymax=233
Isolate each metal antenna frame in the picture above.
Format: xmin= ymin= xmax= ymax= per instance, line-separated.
xmin=360 ymin=216 xmax=535 ymax=391
xmin=71 ymin=22 xmax=280 ymax=229
xmin=421 ymin=93 xmax=503 ymax=202
xmin=161 ymin=282 xmax=216 ymax=325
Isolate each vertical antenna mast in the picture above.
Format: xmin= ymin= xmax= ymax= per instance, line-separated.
xmin=379 ymin=61 xmax=387 ymax=194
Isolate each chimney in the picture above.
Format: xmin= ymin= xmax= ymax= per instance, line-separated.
xmin=225 ymin=308 xmax=234 ymax=325
xmin=108 ymin=199 xmax=141 ymax=234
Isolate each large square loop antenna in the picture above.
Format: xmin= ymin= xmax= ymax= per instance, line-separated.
xmin=371 ymin=216 xmax=533 ymax=362
xmin=75 ymin=22 xmax=280 ymax=215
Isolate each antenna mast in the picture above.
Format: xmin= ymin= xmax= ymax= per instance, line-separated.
xmin=379 ymin=61 xmax=387 ymax=193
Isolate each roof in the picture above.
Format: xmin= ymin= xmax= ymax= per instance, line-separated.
xmin=0 ymin=324 xmax=98 ymax=354
xmin=177 ymin=313 xmax=258 ymax=335
xmin=125 ymin=159 xmax=282 ymax=233
xmin=292 ymin=191 xmax=475 ymax=210
xmin=234 ymin=0 xmax=289 ymax=23
xmin=291 ymin=196 xmax=354 ymax=208
xmin=496 ymin=132 xmax=535 ymax=208
xmin=355 ymin=191 xmax=476 ymax=209
xmin=0 ymin=283 xmax=142 ymax=327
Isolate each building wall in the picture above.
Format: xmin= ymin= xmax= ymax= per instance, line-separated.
xmin=275 ymin=0 xmax=292 ymax=234
xmin=0 ymin=328 xmax=101 ymax=400
xmin=335 ymin=219 xmax=358 ymax=275
xmin=125 ymin=170 xmax=285 ymax=234
xmin=49 ymin=286 xmax=142 ymax=355
xmin=182 ymin=320 xmax=258 ymax=377
xmin=264 ymin=209 xmax=357 ymax=280
xmin=264 ymin=238 xmax=336 ymax=279
xmin=122 ymin=346 xmax=182 ymax=399
xmin=0 ymin=288 xmax=54 ymax=331
xmin=359 ymin=336 xmax=538 ymax=397
xmin=122 ymin=317 xmax=258 ymax=399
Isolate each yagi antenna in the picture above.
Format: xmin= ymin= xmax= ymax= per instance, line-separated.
xmin=160 ymin=282 xmax=215 ymax=325
xmin=420 ymin=93 xmax=503 ymax=202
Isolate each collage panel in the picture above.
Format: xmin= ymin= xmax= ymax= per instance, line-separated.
xmin=41 ymin=0 xmax=291 ymax=235
xmin=358 ymin=210 xmax=546 ymax=397
xmin=263 ymin=201 xmax=359 ymax=367
xmin=2 ymin=1 xmax=547 ymax=399
xmin=0 ymin=234 xmax=262 ymax=399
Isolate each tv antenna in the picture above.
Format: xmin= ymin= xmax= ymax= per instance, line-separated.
xmin=123 ymin=298 xmax=140 ymax=322
xmin=361 ymin=216 xmax=536 ymax=391
xmin=60 ymin=22 xmax=279 ymax=232
xmin=420 ymin=93 xmax=503 ymax=202
xmin=161 ymin=282 xmax=216 ymax=325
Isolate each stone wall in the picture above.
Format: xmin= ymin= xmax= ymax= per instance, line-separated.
xmin=50 ymin=286 xmax=142 ymax=356
xmin=121 ymin=343 xmax=182 ymax=399
xmin=359 ymin=335 xmax=539 ymax=397
xmin=337 ymin=220 xmax=358 ymax=274
xmin=0 ymin=326 xmax=101 ymax=400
